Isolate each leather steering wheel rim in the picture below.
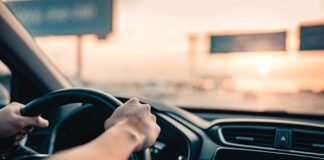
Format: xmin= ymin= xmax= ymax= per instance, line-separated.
xmin=18 ymin=88 xmax=151 ymax=160
xmin=20 ymin=88 xmax=122 ymax=116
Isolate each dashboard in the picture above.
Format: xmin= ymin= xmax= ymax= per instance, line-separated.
xmin=24 ymin=99 xmax=324 ymax=160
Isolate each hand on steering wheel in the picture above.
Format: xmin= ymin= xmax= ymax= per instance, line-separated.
xmin=104 ymin=98 xmax=160 ymax=152
xmin=14 ymin=88 xmax=159 ymax=160
xmin=0 ymin=102 xmax=48 ymax=146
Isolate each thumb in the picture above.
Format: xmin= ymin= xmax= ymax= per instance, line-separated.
xmin=20 ymin=116 xmax=49 ymax=128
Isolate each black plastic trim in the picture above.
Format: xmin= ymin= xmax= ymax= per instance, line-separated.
xmin=209 ymin=119 xmax=324 ymax=158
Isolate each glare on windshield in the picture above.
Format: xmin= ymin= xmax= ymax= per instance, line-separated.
xmin=4 ymin=0 xmax=324 ymax=115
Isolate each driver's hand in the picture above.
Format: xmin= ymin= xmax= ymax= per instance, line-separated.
xmin=104 ymin=98 xmax=160 ymax=151
xmin=0 ymin=102 xmax=49 ymax=145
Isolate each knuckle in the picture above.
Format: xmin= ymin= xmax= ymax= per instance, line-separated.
xmin=143 ymin=104 xmax=150 ymax=107
xmin=10 ymin=102 xmax=19 ymax=107
xmin=11 ymin=102 xmax=22 ymax=106
xmin=129 ymin=98 xmax=139 ymax=103
xmin=143 ymin=104 xmax=151 ymax=111
xmin=35 ymin=117 xmax=42 ymax=125
xmin=151 ymin=114 xmax=157 ymax=121
xmin=156 ymin=125 xmax=161 ymax=133
xmin=11 ymin=102 xmax=24 ymax=109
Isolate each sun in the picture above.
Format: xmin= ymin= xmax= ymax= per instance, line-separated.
xmin=257 ymin=64 xmax=270 ymax=74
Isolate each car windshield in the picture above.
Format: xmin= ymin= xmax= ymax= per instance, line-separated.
xmin=3 ymin=0 xmax=324 ymax=115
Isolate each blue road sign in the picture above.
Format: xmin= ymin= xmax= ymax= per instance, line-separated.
xmin=300 ymin=24 xmax=324 ymax=51
xmin=5 ymin=0 xmax=113 ymax=36
xmin=210 ymin=32 xmax=286 ymax=53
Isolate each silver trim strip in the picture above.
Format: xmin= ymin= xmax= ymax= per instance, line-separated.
xmin=312 ymin=143 xmax=324 ymax=149
xmin=209 ymin=118 xmax=324 ymax=129
xmin=235 ymin=136 xmax=254 ymax=141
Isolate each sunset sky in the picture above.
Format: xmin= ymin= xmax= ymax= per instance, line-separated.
xmin=33 ymin=0 xmax=324 ymax=93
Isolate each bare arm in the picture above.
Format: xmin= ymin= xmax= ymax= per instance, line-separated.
xmin=49 ymin=120 xmax=141 ymax=160
xmin=48 ymin=98 xmax=160 ymax=160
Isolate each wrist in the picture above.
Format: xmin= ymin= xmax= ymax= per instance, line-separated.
xmin=108 ymin=120 xmax=145 ymax=148
xmin=85 ymin=120 xmax=144 ymax=160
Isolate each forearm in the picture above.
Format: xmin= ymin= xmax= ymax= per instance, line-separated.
xmin=48 ymin=120 xmax=142 ymax=160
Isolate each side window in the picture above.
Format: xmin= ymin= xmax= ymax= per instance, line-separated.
xmin=0 ymin=60 xmax=11 ymax=106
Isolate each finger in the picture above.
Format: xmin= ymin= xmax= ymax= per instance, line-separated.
xmin=156 ymin=125 xmax=161 ymax=135
xmin=151 ymin=114 xmax=157 ymax=122
xmin=18 ymin=127 xmax=34 ymax=134
xmin=142 ymin=104 xmax=151 ymax=112
xmin=127 ymin=98 xmax=139 ymax=104
xmin=8 ymin=102 xmax=25 ymax=115
xmin=11 ymin=102 xmax=25 ymax=109
xmin=21 ymin=116 xmax=49 ymax=128
xmin=152 ymin=123 xmax=161 ymax=136
xmin=13 ymin=134 xmax=26 ymax=146
xmin=26 ymin=127 xmax=34 ymax=133
xmin=13 ymin=141 xmax=20 ymax=146
xmin=14 ymin=134 xmax=26 ymax=141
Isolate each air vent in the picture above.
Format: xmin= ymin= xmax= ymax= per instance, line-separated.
xmin=222 ymin=127 xmax=275 ymax=148
xmin=292 ymin=130 xmax=324 ymax=154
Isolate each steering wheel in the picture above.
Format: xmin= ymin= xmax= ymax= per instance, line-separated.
xmin=14 ymin=88 xmax=151 ymax=160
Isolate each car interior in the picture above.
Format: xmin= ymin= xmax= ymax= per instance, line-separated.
xmin=1 ymin=0 xmax=324 ymax=160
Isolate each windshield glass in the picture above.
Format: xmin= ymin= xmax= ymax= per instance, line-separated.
xmin=3 ymin=0 xmax=324 ymax=115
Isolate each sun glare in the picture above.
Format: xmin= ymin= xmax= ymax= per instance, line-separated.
xmin=257 ymin=64 xmax=270 ymax=74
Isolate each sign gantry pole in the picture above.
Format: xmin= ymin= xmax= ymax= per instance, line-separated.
xmin=76 ymin=35 xmax=83 ymax=81
xmin=188 ymin=34 xmax=198 ymax=85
